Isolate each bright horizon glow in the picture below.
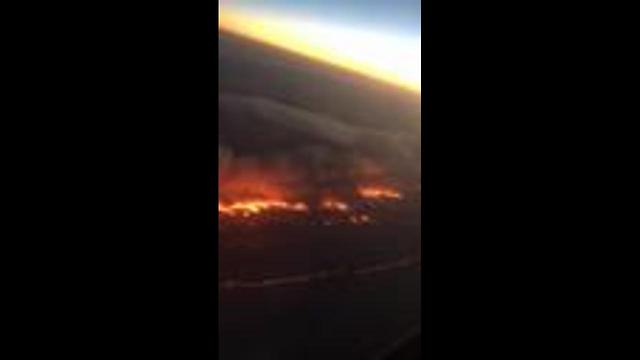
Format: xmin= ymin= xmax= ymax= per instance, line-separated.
xmin=219 ymin=9 xmax=421 ymax=93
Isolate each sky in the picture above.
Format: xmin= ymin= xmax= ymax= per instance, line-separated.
xmin=219 ymin=0 xmax=422 ymax=93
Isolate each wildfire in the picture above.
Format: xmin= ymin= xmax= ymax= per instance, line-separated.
xmin=218 ymin=150 xmax=410 ymax=225
xmin=218 ymin=183 xmax=405 ymax=226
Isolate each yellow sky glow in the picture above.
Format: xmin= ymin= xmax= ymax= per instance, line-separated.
xmin=219 ymin=10 xmax=421 ymax=93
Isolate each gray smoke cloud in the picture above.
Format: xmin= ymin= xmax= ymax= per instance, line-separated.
xmin=219 ymin=93 xmax=420 ymax=199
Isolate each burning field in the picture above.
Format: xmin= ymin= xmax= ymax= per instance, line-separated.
xmin=218 ymin=32 xmax=421 ymax=360
xmin=219 ymin=182 xmax=409 ymax=225
xmin=218 ymin=32 xmax=420 ymax=231
xmin=218 ymin=150 xmax=417 ymax=227
xmin=219 ymin=140 xmax=407 ymax=221
xmin=218 ymin=92 xmax=420 ymax=228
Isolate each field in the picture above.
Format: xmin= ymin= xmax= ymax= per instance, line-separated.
xmin=219 ymin=199 xmax=421 ymax=359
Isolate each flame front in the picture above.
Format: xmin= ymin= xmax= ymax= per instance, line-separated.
xmin=218 ymin=199 xmax=309 ymax=217
xmin=219 ymin=183 xmax=405 ymax=225
xmin=218 ymin=154 xmax=410 ymax=226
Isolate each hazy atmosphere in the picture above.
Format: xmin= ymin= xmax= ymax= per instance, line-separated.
xmin=218 ymin=2 xmax=421 ymax=359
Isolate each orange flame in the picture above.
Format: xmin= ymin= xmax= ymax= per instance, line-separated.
xmin=218 ymin=200 xmax=309 ymax=217
xmin=219 ymin=162 xmax=406 ymax=224
xmin=357 ymin=186 xmax=404 ymax=200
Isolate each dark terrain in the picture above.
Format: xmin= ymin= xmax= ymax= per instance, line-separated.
xmin=219 ymin=31 xmax=421 ymax=360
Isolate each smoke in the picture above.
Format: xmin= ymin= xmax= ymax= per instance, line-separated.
xmin=218 ymin=93 xmax=420 ymax=202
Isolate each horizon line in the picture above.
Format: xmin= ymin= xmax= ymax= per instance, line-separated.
xmin=219 ymin=10 xmax=421 ymax=94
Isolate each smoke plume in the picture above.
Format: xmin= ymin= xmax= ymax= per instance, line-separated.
xmin=219 ymin=93 xmax=420 ymax=203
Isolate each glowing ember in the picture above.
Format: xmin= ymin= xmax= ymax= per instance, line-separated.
xmin=349 ymin=214 xmax=372 ymax=225
xmin=357 ymin=186 xmax=404 ymax=200
xmin=320 ymin=199 xmax=351 ymax=212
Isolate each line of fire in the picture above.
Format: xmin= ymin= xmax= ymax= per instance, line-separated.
xmin=218 ymin=160 xmax=418 ymax=227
